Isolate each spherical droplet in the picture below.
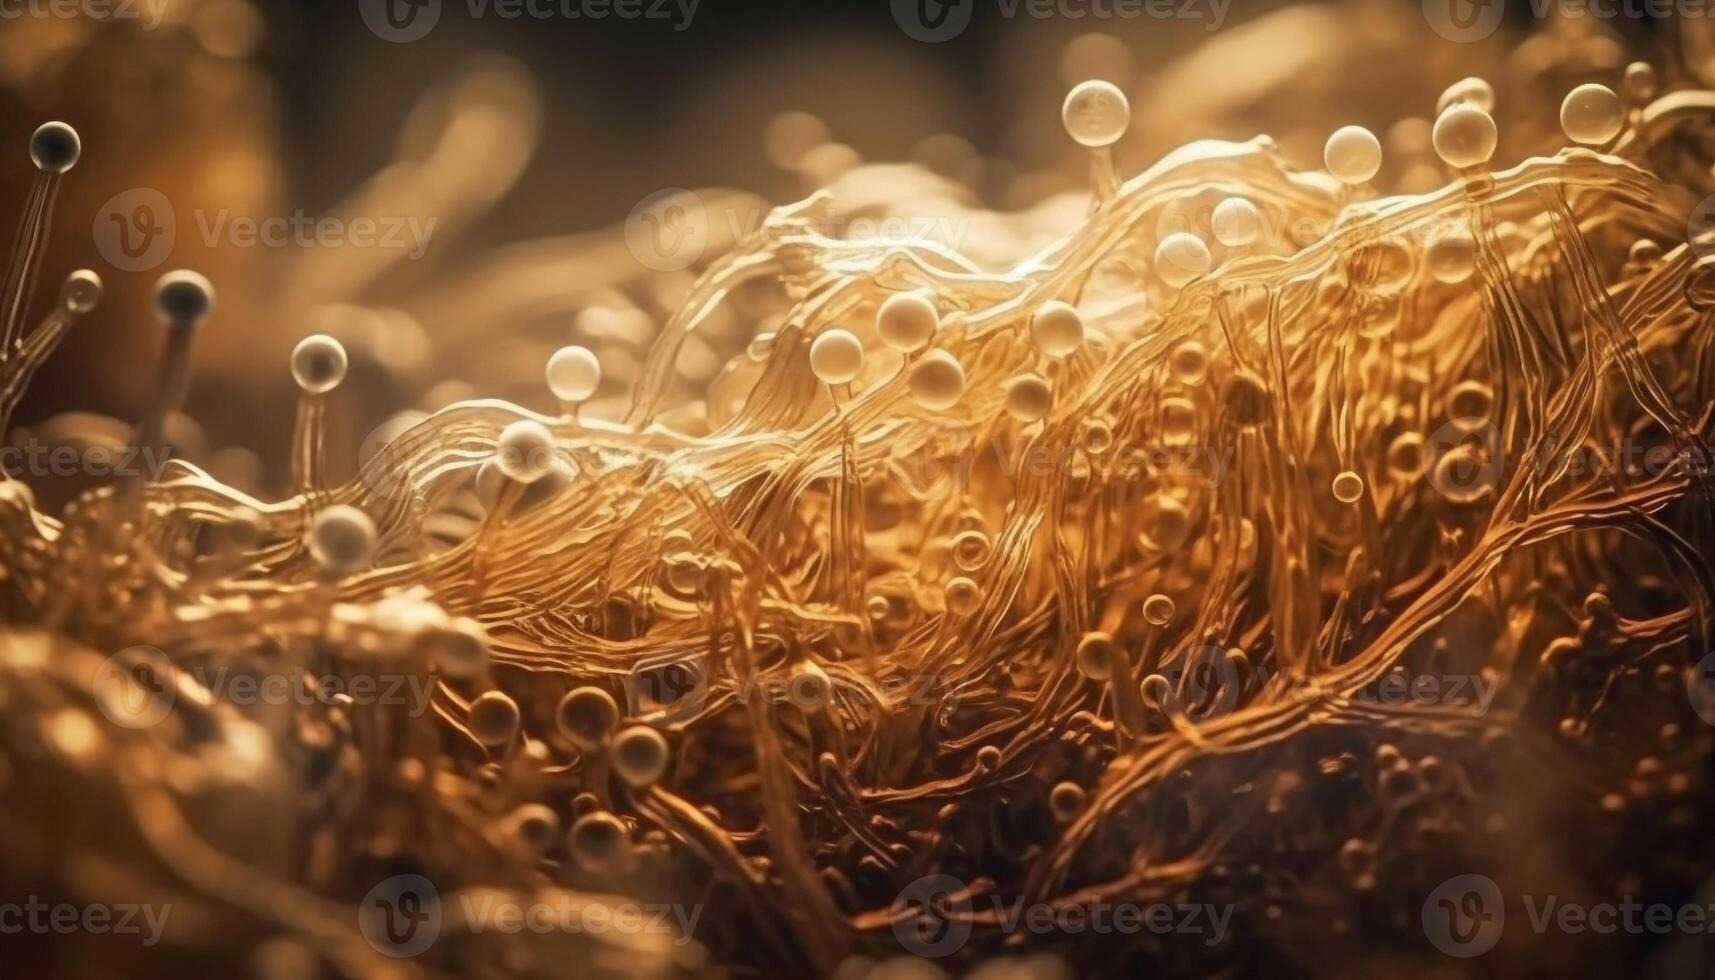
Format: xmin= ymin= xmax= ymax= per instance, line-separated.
xmin=495 ymin=420 xmax=558 ymax=485
xmin=1427 ymin=232 xmax=1476 ymax=283
xmin=1061 ymin=80 xmax=1130 ymax=148
xmin=1142 ymin=593 xmax=1175 ymax=626
xmin=908 ymin=350 xmax=965 ymax=411
xmin=469 ymin=691 xmax=521 ymax=748
xmin=568 ymin=811 xmax=632 ymax=873
xmin=1324 ymin=125 xmax=1382 ymax=184
xmin=308 ymin=505 xmax=375 ymax=577
xmin=1003 ymin=373 xmax=1053 ymax=422
xmin=877 ymin=291 xmax=939 ymax=354
xmin=944 ymin=576 xmax=982 ymax=616
xmin=1332 ymin=470 xmax=1365 ymax=504
xmin=29 ymin=121 xmax=80 ymax=173
xmin=1448 ymin=380 xmax=1493 ymax=430
xmin=1168 ymin=339 xmax=1209 ymax=386
xmin=1624 ymin=61 xmax=1657 ymax=102
xmin=1433 ymin=104 xmax=1497 ymax=170
xmin=556 ymin=686 xmax=619 ymax=750
xmin=546 ymin=345 xmax=602 ymax=402
xmin=1386 ymin=432 xmax=1427 ymax=480
xmin=1211 ymin=197 xmax=1262 ymax=247
xmin=1030 ymin=301 xmax=1085 ymax=357
xmin=1561 ymin=83 xmax=1624 ymax=145
xmin=1048 ymin=781 xmax=1086 ymax=821
xmin=59 ymin=270 xmax=102 ymax=314
xmin=612 ymin=726 xmax=671 ymax=787
xmin=809 ymin=328 xmax=865 ymax=385
xmin=291 ymin=334 xmax=348 ymax=395
xmin=1155 ymin=233 xmax=1213 ymax=288
xmin=154 ymin=270 xmax=215 ymax=327
xmin=1075 ymin=632 xmax=1118 ymax=681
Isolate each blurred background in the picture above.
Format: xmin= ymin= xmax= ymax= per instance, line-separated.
xmin=0 ymin=0 xmax=1681 ymax=504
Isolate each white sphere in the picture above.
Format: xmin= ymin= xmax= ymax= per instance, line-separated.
xmin=1030 ymin=301 xmax=1084 ymax=358
xmin=1324 ymin=125 xmax=1382 ymax=184
xmin=809 ymin=328 xmax=865 ymax=385
xmin=496 ymin=420 xmax=558 ymax=484
xmin=1433 ymin=104 xmax=1498 ymax=169
xmin=1003 ymin=373 xmax=1053 ymax=422
xmin=1061 ymin=80 xmax=1131 ymax=148
xmin=1436 ymin=76 xmax=1496 ymax=115
xmin=308 ymin=505 xmax=376 ymax=577
xmin=877 ymin=291 xmax=939 ymax=353
xmin=1155 ymin=233 xmax=1213 ymax=288
xmin=1211 ymin=197 xmax=1262 ymax=247
xmin=908 ymin=350 xmax=966 ymax=411
xmin=291 ymin=334 xmax=348 ymax=395
xmin=546 ymin=345 xmax=602 ymax=402
xmin=612 ymin=726 xmax=670 ymax=787
xmin=1560 ymin=83 xmax=1624 ymax=146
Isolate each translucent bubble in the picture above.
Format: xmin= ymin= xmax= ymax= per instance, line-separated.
xmin=612 ymin=726 xmax=671 ymax=787
xmin=809 ymin=328 xmax=865 ymax=385
xmin=1003 ymin=373 xmax=1053 ymax=422
xmin=1142 ymin=593 xmax=1175 ymax=626
xmin=1427 ymin=232 xmax=1476 ymax=283
xmin=502 ymin=803 xmax=560 ymax=856
xmin=1331 ymin=470 xmax=1365 ymax=504
xmin=1324 ymin=125 xmax=1382 ymax=184
xmin=1224 ymin=373 xmax=1270 ymax=428
xmin=1431 ymin=442 xmax=1498 ymax=504
xmin=1168 ymin=339 xmax=1209 ymax=385
xmin=154 ymin=270 xmax=215 ymax=327
xmin=1629 ymin=238 xmax=1662 ymax=265
xmin=1075 ymin=632 xmax=1118 ymax=680
xmin=568 ymin=811 xmax=632 ymax=873
xmin=469 ymin=691 xmax=521 ymax=747
xmin=1624 ymin=61 xmax=1657 ymax=102
xmin=1447 ymin=380 xmax=1493 ymax=430
xmin=1433 ymin=104 xmax=1497 ymax=169
xmin=1061 ymin=80 xmax=1130 ymax=148
xmin=908 ymin=350 xmax=966 ymax=411
xmin=308 ymin=505 xmax=375 ymax=577
xmin=291 ymin=334 xmax=348 ymax=395
xmin=944 ymin=577 xmax=982 ymax=616
xmin=496 ymin=420 xmax=557 ymax=484
xmin=1140 ymin=496 xmax=1191 ymax=552
xmin=1211 ymin=197 xmax=1262 ymax=247
xmin=878 ymin=291 xmax=940 ymax=354
xmin=546 ymin=345 xmax=602 ymax=402
xmin=59 ymin=270 xmax=102 ymax=314
xmin=1386 ymin=432 xmax=1427 ymax=480
xmin=1560 ymin=83 xmax=1624 ymax=145
xmin=29 ymin=121 xmax=80 ymax=173
xmin=1155 ymin=233 xmax=1213 ymax=288
xmin=1048 ymin=781 xmax=1086 ymax=821
xmin=951 ymin=529 xmax=991 ymax=570
xmin=556 ymin=686 xmax=619 ymax=749
xmin=1141 ymin=674 xmax=1174 ymax=710
xmin=1030 ymin=301 xmax=1084 ymax=357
